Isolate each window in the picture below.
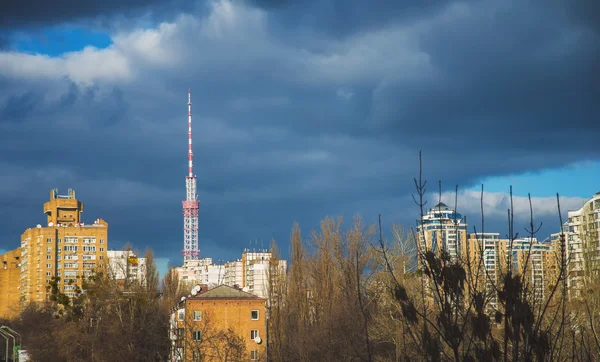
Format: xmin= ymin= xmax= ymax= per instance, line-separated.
xmin=100 ymin=239 xmax=105 ymax=244
xmin=83 ymin=246 xmax=96 ymax=252
xmin=251 ymin=310 xmax=259 ymax=320
xmin=46 ymin=255 xmax=52 ymax=260
xmin=57 ymin=263 xmax=61 ymax=269
xmin=46 ymin=238 xmax=52 ymax=243
xmin=99 ymin=256 xmax=104 ymax=260
xmin=178 ymin=310 xmax=185 ymax=321
xmin=58 ymin=238 xmax=62 ymax=243
xmin=194 ymin=310 xmax=202 ymax=321
xmin=47 ymin=247 xmax=52 ymax=253
xmin=64 ymin=263 xmax=77 ymax=268
xmin=250 ymin=350 xmax=259 ymax=360
xmin=65 ymin=237 xmax=77 ymax=243
xmin=250 ymin=330 xmax=259 ymax=339
xmin=192 ymin=330 xmax=202 ymax=341
xmin=64 ymin=246 xmax=78 ymax=252
xmin=46 ymin=272 xmax=51 ymax=277
xmin=100 ymin=248 xmax=104 ymax=252
xmin=46 ymin=264 xmax=52 ymax=268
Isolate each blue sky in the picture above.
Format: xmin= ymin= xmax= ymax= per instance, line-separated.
xmin=9 ymin=26 xmax=112 ymax=56
xmin=476 ymin=161 xmax=600 ymax=198
xmin=0 ymin=0 xmax=598 ymax=278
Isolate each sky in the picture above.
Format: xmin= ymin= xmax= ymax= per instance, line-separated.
xmin=0 ymin=0 xmax=598 ymax=278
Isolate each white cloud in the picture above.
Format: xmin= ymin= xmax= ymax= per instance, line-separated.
xmin=0 ymin=0 xmax=439 ymax=88
xmin=435 ymin=190 xmax=586 ymax=227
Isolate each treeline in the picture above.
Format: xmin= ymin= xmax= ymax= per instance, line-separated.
xmin=2 ymin=249 xmax=171 ymax=362
xmin=265 ymin=213 xmax=600 ymax=361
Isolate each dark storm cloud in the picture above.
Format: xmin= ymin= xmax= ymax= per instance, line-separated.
xmin=249 ymin=0 xmax=458 ymax=38
xmin=0 ymin=0 xmax=598 ymax=264
xmin=0 ymin=0 xmax=192 ymax=29
xmin=0 ymin=91 xmax=39 ymax=123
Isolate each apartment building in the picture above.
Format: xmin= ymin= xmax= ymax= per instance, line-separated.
xmin=19 ymin=189 xmax=108 ymax=304
xmin=170 ymin=285 xmax=267 ymax=361
xmin=466 ymin=233 xmax=504 ymax=311
xmin=241 ymin=250 xmax=287 ymax=298
xmin=564 ymin=192 xmax=600 ymax=297
xmin=175 ymin=250 xmax=287 ymax=299
xmin=107 ymin=250 xmax=147 ymax=288
xmin=0 ymin=248 xmax=22 ymax=319
xmin=175 ymin=258 xmax=226 ymax=288
xmin=417 ymin=202 xmax=468 ymax=261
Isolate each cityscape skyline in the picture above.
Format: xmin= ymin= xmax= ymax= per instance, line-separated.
xmin=0 ymin=0 xmax=598 ymax=277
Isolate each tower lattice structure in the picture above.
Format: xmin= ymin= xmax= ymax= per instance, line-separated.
xmin=182 ymin=89 xmax=200 ymax=260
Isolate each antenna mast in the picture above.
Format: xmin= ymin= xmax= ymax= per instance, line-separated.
xmin=182 ymin=89 xmax=200 ymax=260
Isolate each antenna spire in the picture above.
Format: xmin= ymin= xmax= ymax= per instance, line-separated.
xmin=188 ymin=88 xmax=193 ymax=177
xmin=182 ymin=89 xmax=200 ymax=261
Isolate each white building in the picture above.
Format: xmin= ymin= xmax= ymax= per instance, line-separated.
xmin=565 ymin=192 xmax=600 ymax=297
xmin=417 ymin=202 xmax=468 ymax=261
xmin=223 ymin=260 xmax=244 ymax=287
xmin=175 ymin=249 xmax=288 ymax=299
xmin=468 ymin=232 xmax=502 ymax=311
xmin=107 ymin=250 xmax=147 ymax=286
xmin=175 ymin=258 xmax=225 ymax=288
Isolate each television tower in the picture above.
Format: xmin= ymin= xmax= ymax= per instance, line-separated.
xmin=182 ymin=89 xmax=200 ymax=260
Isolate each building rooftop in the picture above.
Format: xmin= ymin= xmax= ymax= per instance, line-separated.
xmin=433 ymin=202 xmax=450 ymax=210
xmin=193 ymin=285 xmax=262 ymax=299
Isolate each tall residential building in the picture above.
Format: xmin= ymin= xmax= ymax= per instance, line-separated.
xmin=565 ymin=192 xmax=600 ymax=297
xmin=508 ymin=238 xmax=556 ymax=304
xmin=241 ymin=249 xmax=287 ymax=298
xmin=0 ymin=248 xmax=22 ymax=319
xmin=465 ymin=234 xmax=561 ymax=311
xmin=107 ymin=250 xmax=147 ymax=288
xmin=417 ymin=202 xmax=468 ymax=261
xmin=223 ymin=260 xmax=244 ymax=287
xmin=19 ymin=189 xmax=108 ymax=304
xmin=175 ymin=249 xmax=287 ymax=299
xmin=176 ymin=258 xmax=226 ymax=288
xmin=466 ymin=233 xmax=504 ymax=311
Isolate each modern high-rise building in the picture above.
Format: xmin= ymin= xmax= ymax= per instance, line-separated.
xmin=466 ymin=233 xmax=504 ymax=311
xmin=19 ymin=189 xmax=108 ymax=303
xmin=564 ymin=192 xmax=600 ymax=297
xmin=417 ymin=202 xmax=468 ymax=261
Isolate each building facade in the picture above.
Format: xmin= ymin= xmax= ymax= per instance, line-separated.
xmin=175 ymin=250 xmax=287 ymax=299
xmin=565 ymin=192 xmax=600 ymax=297
xmin=417 ymin=202 xmax=468 ymax=261
xmin=176 ymin=258 xmax=226 ymax=288
xmin=19 ymin=189 xmax=108 ymax=304
xmin=466 ymin=233 xmax=505 ymax=311
xmin=107 ymin=250 xmax=147 ymax=288
xmin=170 ymin=285 xmax=267 ymax=361
xmin=0 ymin=248 xmax=22 ymax=319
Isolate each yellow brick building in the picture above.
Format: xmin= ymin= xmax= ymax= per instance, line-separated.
xmin=0 ymin=248 xmax=22 ymax=319
xmin=19 ymin=189 xmax=108 ymax=305
xmin=172 ymin=285 xmax=267 ymax=361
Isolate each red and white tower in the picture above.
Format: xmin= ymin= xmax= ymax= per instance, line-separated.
xmin=182 ymin=89 xmax=200 ymax=260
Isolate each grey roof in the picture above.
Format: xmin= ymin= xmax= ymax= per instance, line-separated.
xmin=194 ymin=285 xmax=262 ymax=299
xmin=433 ymin=202 xmax=449 ymax=210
